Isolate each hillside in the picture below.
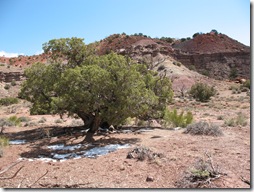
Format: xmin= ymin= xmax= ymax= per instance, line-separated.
xmin=172 ymin=32 xmax=250 ymax=54
xmin=0 ymin=31 xmax=251 ymax=82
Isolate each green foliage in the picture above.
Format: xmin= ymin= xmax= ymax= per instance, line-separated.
xmin=11 ymin=80 xmax=17 ymax=86
xmin=160 ymin=37 xmax=173 ymax=43
xmin=8 ymin=116 xmax=21 ymax=126
xmin=4 ymin=84 xmax=10 ymax=90
xmin=241 ymin=79 xmax=250 ymax=89
xmin=0 ymin=97 xmax=19 ymax=106
xmin=20 ymin=38 xmax=174 ymax=133
xmin=0 ymin=136 xmax=9 ymax=147
xmin=163 ymin=108 xmax=193 ymax=128
xmin=189 ymin=83 xmax=217 ymax=102
xmin=229 ymin=67 xmax=238 ymax=79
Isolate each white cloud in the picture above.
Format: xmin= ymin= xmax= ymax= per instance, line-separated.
xmin=0 ymin=51 xmax=24 ymax=58
xmin=35 ymin=50 xmax=44 ymax=55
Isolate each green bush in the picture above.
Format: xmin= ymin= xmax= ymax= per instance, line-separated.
xmin=0 ymin=136 xmax=9 ymax=147
xmin=4 ymin=84 xmax=11 ymax=90
xmin=241 ymin=79 xmax=250 ymax=89
xmin=18 ymin=116 xmax=31 ymax=122
xmin=0 ymin=97 xmax=19 ymax=106
xmin=163 ymin=108 xmax=193 ymax=128
xmin=11 ymin=80 xmax=17 ymax=86
xmin=8 ymin=116 xmax=21 ymax=126
xmin=189 ymin=83 xmax=217 ymax=102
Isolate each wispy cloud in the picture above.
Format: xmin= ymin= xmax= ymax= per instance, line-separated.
xmin=35 ymin=50 xmax=43 ymax=55
xmin=0 ymin=51 xmax=24 ymax=58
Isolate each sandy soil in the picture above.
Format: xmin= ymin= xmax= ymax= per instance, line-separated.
xmin=0 ymin=80 xmax=250 ymax=189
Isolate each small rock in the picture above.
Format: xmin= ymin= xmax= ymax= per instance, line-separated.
xmin=146 ymin=176 xmax=154 ymax=182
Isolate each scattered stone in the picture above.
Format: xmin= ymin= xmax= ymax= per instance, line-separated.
xmin=146 ymin=176 xmax=154 ymax=182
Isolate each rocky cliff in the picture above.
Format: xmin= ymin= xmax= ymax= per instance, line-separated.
xmin=172 ymin=33 xmax=250 ymax=80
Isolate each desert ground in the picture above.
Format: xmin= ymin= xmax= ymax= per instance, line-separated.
xmin=0 ymin=74 xmax=250 ymax=188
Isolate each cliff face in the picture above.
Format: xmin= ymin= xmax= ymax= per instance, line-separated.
xmin=173 ymin=51 xmax=250 ymax=80
xmin=172 ymin=33 xmax=250 ymax=80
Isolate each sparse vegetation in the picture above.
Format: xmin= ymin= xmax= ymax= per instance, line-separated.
xmin=177 ymin=153 xmax=223 ymax=188
xmin=55 ymin=119 xmax=63 ymax=124
xmin=163 ymin=108 xmax=193 ymax=128
xmin=127 ymin=146 xmax=163 ymax=161
xmin=224 ymin=112 xmax=248 ymax=127
xmin=189 ymin=83 xmax=217 ymax=102
xmin=157 ymin=65 xmax=166 ymax=71
xmin=38 ymin=117 xmax=47 ymax=124
xmin=0 ymin=136 xmax=9 ymax=158
xmin=0 ymin=97 xmax=19 ymax=106
xmin=184 ymin=121 xmax=223 ymax=136
xmin=4 ymin=84 xmax=11 ymax=90
xmin=8 ymin=116 xmax=21 ymax=127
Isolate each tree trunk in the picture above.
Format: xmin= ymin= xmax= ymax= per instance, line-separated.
xmin=84 ymin=113 xmax=101 ymax=142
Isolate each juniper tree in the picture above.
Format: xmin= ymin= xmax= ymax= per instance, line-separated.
xmin=20 ymin=37 xmax=173 ymax=141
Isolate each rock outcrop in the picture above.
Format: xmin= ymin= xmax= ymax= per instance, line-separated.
xmin=0 ymin=71 xmax=25 ymax=82
xmin=172 ymin=33 xmax=250 ymax=80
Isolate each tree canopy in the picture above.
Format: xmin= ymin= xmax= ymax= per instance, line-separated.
xmin=20 ymin=37 xmax=173 ymax=141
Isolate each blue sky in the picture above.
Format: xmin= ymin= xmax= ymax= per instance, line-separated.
xmin=0 ymin=0 xmax=250 ymax=57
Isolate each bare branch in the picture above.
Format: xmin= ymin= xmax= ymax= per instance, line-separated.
xmin=28 ymin=170 xmax=49 ymax=188
xmin=0 ymin=160 xmax=23 ymax=175
xmin=0 ymin=165 xmax=24 ymax=180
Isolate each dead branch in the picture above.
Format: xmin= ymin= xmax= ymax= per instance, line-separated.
xmin=18 ymin=178 xmax=26 ymax=188
xmin=0 ymin=165 xmax=24 ymax=180
xmin=0 ymin=160 xmax=23 ymax=175
xmin=28 ymin=170 xmax=49 ymax=188
xmin=240 ymin=176 xmax=250 ymax=185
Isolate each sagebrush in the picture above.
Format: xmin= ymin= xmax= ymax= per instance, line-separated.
xmin=184 ymin=121 xmax=223 ymax=136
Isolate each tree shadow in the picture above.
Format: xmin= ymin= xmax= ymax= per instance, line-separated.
xmin=6 ymin=125 xmax=140 ymax=160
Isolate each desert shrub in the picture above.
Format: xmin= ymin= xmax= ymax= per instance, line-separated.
xmin=55 ymin=119 xmax=63 ymax=124
xmin=137 ymin=119 xmax=147 ymax=127
xmin=217 ymin=115 xmax=224 ymax=120
xmin=127 ymin=146 xmax=163 ymax=161
xmin=38 ymin=117 xmax=47 ymax=123
xmin=189 ymin=65 xmax=196 ymax=71
xmin=241 ymin=79 xmax=250 ymax=89
xmin=8 ymin=116 xmax=21 ymax=126
xmin=4 ymin=84 xmax=11 ymax=90
xmin=235 ymin=112 xmax=248 ymax=126
xmin=223 ymin=118 xmax=236 ymax=127
xmin=11 ymin=80 xmax=17 ymax=86
xmin=176 ymin=154 xmax=222 ymax=188
xmin=157 ymin=65 xmax=166 ymax=71
xmin=0 ymin=136 xmax=9 ymax=147
xmin=163 ymin=108 xmax=193 ymax=128
xmin=189 ymin=83 xmax=216 ymax=102
xmin=18 ymin=116 xmax=31 ymax=122
xmin=184 ymin=121 xmax=223 ymax=136
xmin=224 ymin=112 xmax=248 ymax=127
xmin=0 ymin=97 xmax=19 ymax=106
xmin=0 ymin=136 xmax=9 ymax=158
xmin=229 ymin=68 xmax=238 ymax=79
xmin=0 ymin=118 xmax=14 ymax=128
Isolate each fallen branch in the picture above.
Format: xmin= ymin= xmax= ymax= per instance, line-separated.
xmin=0 ymin=160 xmax=23 ymax=175
xmin=28 ymin=170 xmax=49 ymax=188
xmin=0 ymin=166 xmax=24 ymax=180
xmin=240 ymin=176 xmax=250 ymax=185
